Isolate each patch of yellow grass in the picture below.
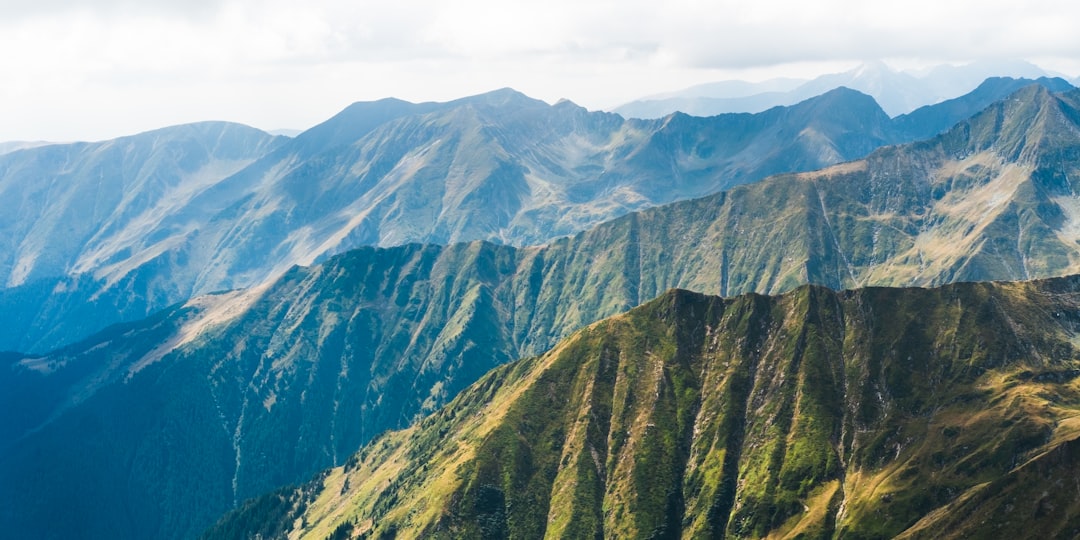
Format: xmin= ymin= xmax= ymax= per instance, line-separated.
xmin=766 ymin=480 xmax=841 ymax=540
xmin=293 ymin=319 xmax=618 ymax=539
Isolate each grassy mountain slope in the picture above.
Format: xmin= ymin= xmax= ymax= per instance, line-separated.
xmin=1 ymin=243 xmax=532 ymax=539
xmin=208 ymin=278 xmax=1080 ymax=539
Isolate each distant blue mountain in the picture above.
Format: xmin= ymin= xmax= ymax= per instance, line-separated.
xmin=1 ymin=78 xmax=1073 ymax=352
xmin=615 ymin=60 xmax=1066 ymax=118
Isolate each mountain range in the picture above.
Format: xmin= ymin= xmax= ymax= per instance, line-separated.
xmin=4 ymin=87 xmax=892 ymax=353
xmin=5 ymin=81 xmax=1080 ymax=538
xmin=206 ymin=277 xmax=1080 ymax=539
xmin=615 ymin=60 xmax=1073 ymax=119
xmin=2 ymin=78 xmax=1071 ymax=354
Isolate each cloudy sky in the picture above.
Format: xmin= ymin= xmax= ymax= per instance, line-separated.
xmin=3 ymin=0 xmax=1080 ymax=142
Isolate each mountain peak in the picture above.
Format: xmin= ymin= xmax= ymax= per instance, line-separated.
xmin=948 ymin=83 xmax=1080 ymax=161
xmin=291 ymin=89 xmax=545 ymax=151
xmin=971 ymin=75 xmax=1075 ymax=95
xmin=851 ymin=60 xmax=894 ymax=77
xmin=817 ymin=85 xmax=877 ymax=101
xmin=553 ymin=97 xmax=582 ymax=108
xmin=891 ymin=76 xmax=1076 ymax=141
xmin=290 ymin=97 xmax=442 ymax=151
xmin=123 ymin=120 xmax=271 ymax=141
xmin=451 ymin=87 xmax=547 ymax=109
xmin=787 ymin=86 xmax=890 ymax=124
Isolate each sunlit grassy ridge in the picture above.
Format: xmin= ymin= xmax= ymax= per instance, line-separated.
xmin=209 ymin=276 xmax=1080 ymax=539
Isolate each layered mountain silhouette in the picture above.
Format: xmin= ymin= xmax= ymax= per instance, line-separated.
xmin=0 ymin=87 xmax=894 ymax=352
xmin=615 ymin=60 xmax=1064 ymax=118
xmin=206 ymin=278 xmax=1080 ymax=538
xmin=5 ymin=79 xmax=1069 ymax=354
xmin=892 ymin=76 xmax=1076 ymax=140
xmin=6 ymin=83 xmax=1080 ymax=538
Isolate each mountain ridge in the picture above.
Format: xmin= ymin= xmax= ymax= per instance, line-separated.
xmin=892 ymin=76 xmax=1076 ymax=141
xmin=614 ymin=60 xmax=1070 ymax=118
xmin=0 ymin=84 xmax=908 ymax=353
xmin=205 ymin=277 xmax=1080 ymax=539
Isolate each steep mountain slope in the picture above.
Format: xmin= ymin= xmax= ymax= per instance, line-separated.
xmin=0 ymin=122 xmax=284 ymax=290
xmin=0 ymin=123 xmax=286 ymax=352
xmin=473 ymin=83 xmax=1080 ymax=303
xmin=599 ymin=83 xmax=1080 ymax=295
xmin=0 ymin=88 xmax=901 ymax=353
xmin=207 ymin=279 xmax=1080 ymax=539
xmin=891 ymin=76 xmax=1075 ymax=141
xmin=7 ymin=83 xmax=1080 ymax=539
xmin=119 ymin=87 xmax=901 ymax=273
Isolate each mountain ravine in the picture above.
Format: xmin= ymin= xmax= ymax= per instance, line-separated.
xmin=206 ymin=278 xmax=1080 ymax=539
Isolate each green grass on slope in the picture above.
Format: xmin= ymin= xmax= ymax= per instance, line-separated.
xmin=210 ymin=275 xmax=1080 ymax=539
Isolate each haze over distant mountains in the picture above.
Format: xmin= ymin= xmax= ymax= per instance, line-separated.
xmin=615 ymin=60 xmax=1077 ymax=118
xmin=1 ymin=80 xmax=1020 ymax=354
xmin=5 ymin=77 xmax=1075 ymax=355
xmin=6 ymin=82 xmax=1080 ymax=539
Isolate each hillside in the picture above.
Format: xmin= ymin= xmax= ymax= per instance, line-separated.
xmin=207 ymin=278 xmax=1080 ymax=539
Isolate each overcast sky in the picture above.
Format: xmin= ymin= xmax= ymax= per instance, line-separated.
xmin=3 ymin=0 xmax=1080 ymax=142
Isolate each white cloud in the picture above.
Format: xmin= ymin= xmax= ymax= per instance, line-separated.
xmin=1 ymin=0 xmax=1079 ymax=141
xmin=0 ymin=0 xmax=226 ymax=21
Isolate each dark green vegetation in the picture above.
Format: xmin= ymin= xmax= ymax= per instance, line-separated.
xmin=210 ymin=278 xmax=1080 ymax=539
xmin=7 ymin=83 xmax=1080 ymax=539
xmin=3 ymin=79 xmax=1068 ymax=354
